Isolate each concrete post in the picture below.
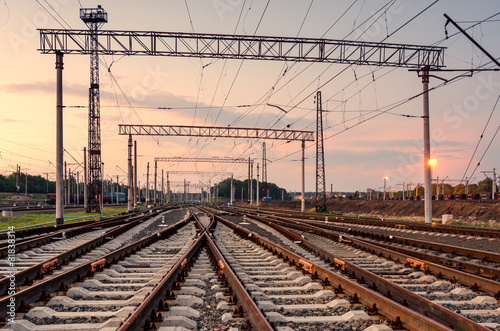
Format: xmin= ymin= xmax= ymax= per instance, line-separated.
xmin=127 ymin=134 xmax=133 ymax=211
xmin=133 ymin=140 xmax=137 ymax=208
xmin=301 ymin=140 xmax=305 ymax=212
xmin=84 ymin=147 xmax=87 ymax=210
xmin=55 ymin=53 xmax=64 ymax=223
xmin=154 ymin=160 xmax=157 ymax=206
xmin=250 ymin=161 xmax=253 ymax=206
xmin=146 ymin=162 xmax=150 ymax=204
xmin=257 ymin=163 xmax=260 ymax=209
xmin=230 ymin=175 xmax=234 ymax=205
xmin=167 ymin=172 xmax=170 ymax=203
xmin=422 ymin=69 xmax=433 ymax=224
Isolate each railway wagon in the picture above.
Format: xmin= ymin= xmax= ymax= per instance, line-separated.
xmin=46 ymin=193 xmax=84 ymax=205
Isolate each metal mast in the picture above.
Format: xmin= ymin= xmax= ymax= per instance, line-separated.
xmin=80 ymin=6 xmax=107 ymax=212
xmin=315 ymin=91 xmax=326 ymax=211
xmin=262 ymin=142 xmax=268 ymax=199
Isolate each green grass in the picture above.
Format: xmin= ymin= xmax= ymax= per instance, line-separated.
xmin=0 ymin=207 xmax=127 ymax=231
xmin=0 ymin=192 xmax=47 ymax=201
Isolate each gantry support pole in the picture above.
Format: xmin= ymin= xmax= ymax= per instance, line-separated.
xmin=257 ymin=163 xmax=260 ymax=209
xmin=146 ymin=162 xmax=150 ymax=205
xmin=154 ymin=160 xmax=158 ymax=207
xmin=422 ymin=69 xmax=433 ymax=224
xmin=133 ymin=140 xmax=137 ymax=208
xmin=250 ymin=161 xmax=254 ymax=206
xmin=55 ymin=52 xmax=64 ymax=224
xmin=248 ymin=158 xmax=251 ymax=204
xmin=161 ymin=169 xmax=164 ymax=205
xmin=167 ymin=172 xmax=170 ymax=203
xmin=127 ymin=134 xmax=133 ymax=212
xmin=301 ymin=140 xmax=305 ymax=213
xmin=84 ymin=147 xmax=87 ymax=209
xmin=230 ymin=175 xmax=234 ymax=205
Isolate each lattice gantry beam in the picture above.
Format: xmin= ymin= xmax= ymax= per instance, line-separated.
xmin=39 ymin=30 xmax=445 ymax=69
xmin=119 ymin=125 xmax=315 ymax=141
xmin=167 ymin=171 xmax=233 ymax=176
xmin=155 ymin=157 xmax=250 ymax=163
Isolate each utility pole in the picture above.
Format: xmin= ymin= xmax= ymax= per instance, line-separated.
xmin=64 ymin=162 xmax=67 ymax=205
xmin=161 ymin=169 xmax=164 ymax=205
xmin=101 ymin=162 xmax=104 ymax=211
xmin=250 ymin=161 xmax=254 ymax=206
xmin=230 ymin=175 xmax=234 ymax=205
xmin=45 ymin=173 xmax=49 ymax=196
xmin=133 ymin=140 xmax=137 ymax=208
xmin=481 ymin=168 xmax=497 ymax=199
xmin=146 ymin=162 xmax=150 ymax=204
xmin=68 ymin=168 xmax=71 ymax=203
xmin=301 ymin=140 xmax=305 ymax=212
xmin=76 ymin=171 xmax=79 ymax=204
xmin=25 ymin=169 xmax=28 ymax=197
xmin=315 ymin=91 xmax=326 ymax=211
xmin=262 ymin=142 xmax=267 ymax=199
xmin=127 ymin=134 xmax=133 ymax=211
xmin=422 ymin=68 xmax=433 ymax=224
xmin=16 ymin=164 xmax=20 ymax=193
xmin=248 ymin=157 xmax=251 ymax=204
xmin=257 ymin=163 xmax=260 ymax=209
xmin=167 ymin=172 xmax=170 ymax=203
xmin=154 ymin=160 xmax=157 ymax=206
xmin=241 ymin=187 xmax=243 ymax=203
xmin=116 ymin=175 xmax=119 ymax=203
xmin=83 ymin=147 xmax=87 ymax=210
xmin=55 ymin=51 xmax=64 ymax=223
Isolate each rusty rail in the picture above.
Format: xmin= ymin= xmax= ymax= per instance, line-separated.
xmin=231 ymin=205 xmax=500 ymax=238
xmin=234 ymin=207 xmax=500 ymax=280
xmin=119 ymin=208 xmax=272 ymax=330
xmin=263 ymin=215 xmax=500 ymax=297
xmin=216 ymin=211 xmax=491 ymax=331
xmin=0 ymin=208 xmax=190 ymax=319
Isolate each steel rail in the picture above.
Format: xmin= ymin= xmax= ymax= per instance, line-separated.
xmin=230 ymin=206 xmax=500 ymax=264
xmin=0 ymin=208 xmax=190 ymax=319
xmin=245 ymin=213 xmax=491 ymax=331
xmin=209 ymin=211 xmax=456 ymax=331
xmin=242 ymin=209 xmax=500 ymax=293
xmin=0 ymin=207 xmax=178 ymax=296
xmin=256 ymin=212 xmax=500 ymax=296
xmin=233 ymin=205 xmax=500 ymax=238
xmin=120 ymin=208 xmax=272 ymax=330
xmin=286 ymin=216 xmax=500 ymax=264
xmin=259 ymin=213 xmax=500 ymax=281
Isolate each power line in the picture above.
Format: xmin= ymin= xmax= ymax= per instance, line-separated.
xmin=459 ymin=94 xmax=500 ymax=184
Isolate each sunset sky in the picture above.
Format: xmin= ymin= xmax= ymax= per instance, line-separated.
xmin=1 ymin=0 xmax=499 ymax=194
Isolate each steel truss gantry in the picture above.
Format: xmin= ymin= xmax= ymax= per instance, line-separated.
xmin=155 ymin=157 xmax=250 ymax=163
xmin=41 ymin=17 xmax=446 ymax=219
xmin=166 ymin=171 xmax=233 ymax=176
xmin=39 ymin=30 xmax=445 ymax=69
xmin=119 ymin=125 xmax=314 ymax=141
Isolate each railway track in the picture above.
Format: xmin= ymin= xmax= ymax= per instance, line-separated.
xmin=229 ymin=206 xmax=500 ymax=239
xmin=3 ymin=204 xmax=497 ymax=330
xmin=218 ymin=209 xmax=499 ymax=331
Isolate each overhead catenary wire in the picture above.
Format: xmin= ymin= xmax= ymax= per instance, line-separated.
xmin=459 ymin=94 xmax=500 ymax=185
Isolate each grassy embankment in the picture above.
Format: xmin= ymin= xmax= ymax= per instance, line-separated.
xmin=0 ymin=207 xmax=127 ymax=231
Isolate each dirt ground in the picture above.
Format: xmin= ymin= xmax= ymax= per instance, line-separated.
xmin=259 ymin=199 xmax=500 ymax=227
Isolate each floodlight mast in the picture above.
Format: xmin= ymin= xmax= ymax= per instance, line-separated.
xmin=80 ymin=6 xmax=107 ymax=213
